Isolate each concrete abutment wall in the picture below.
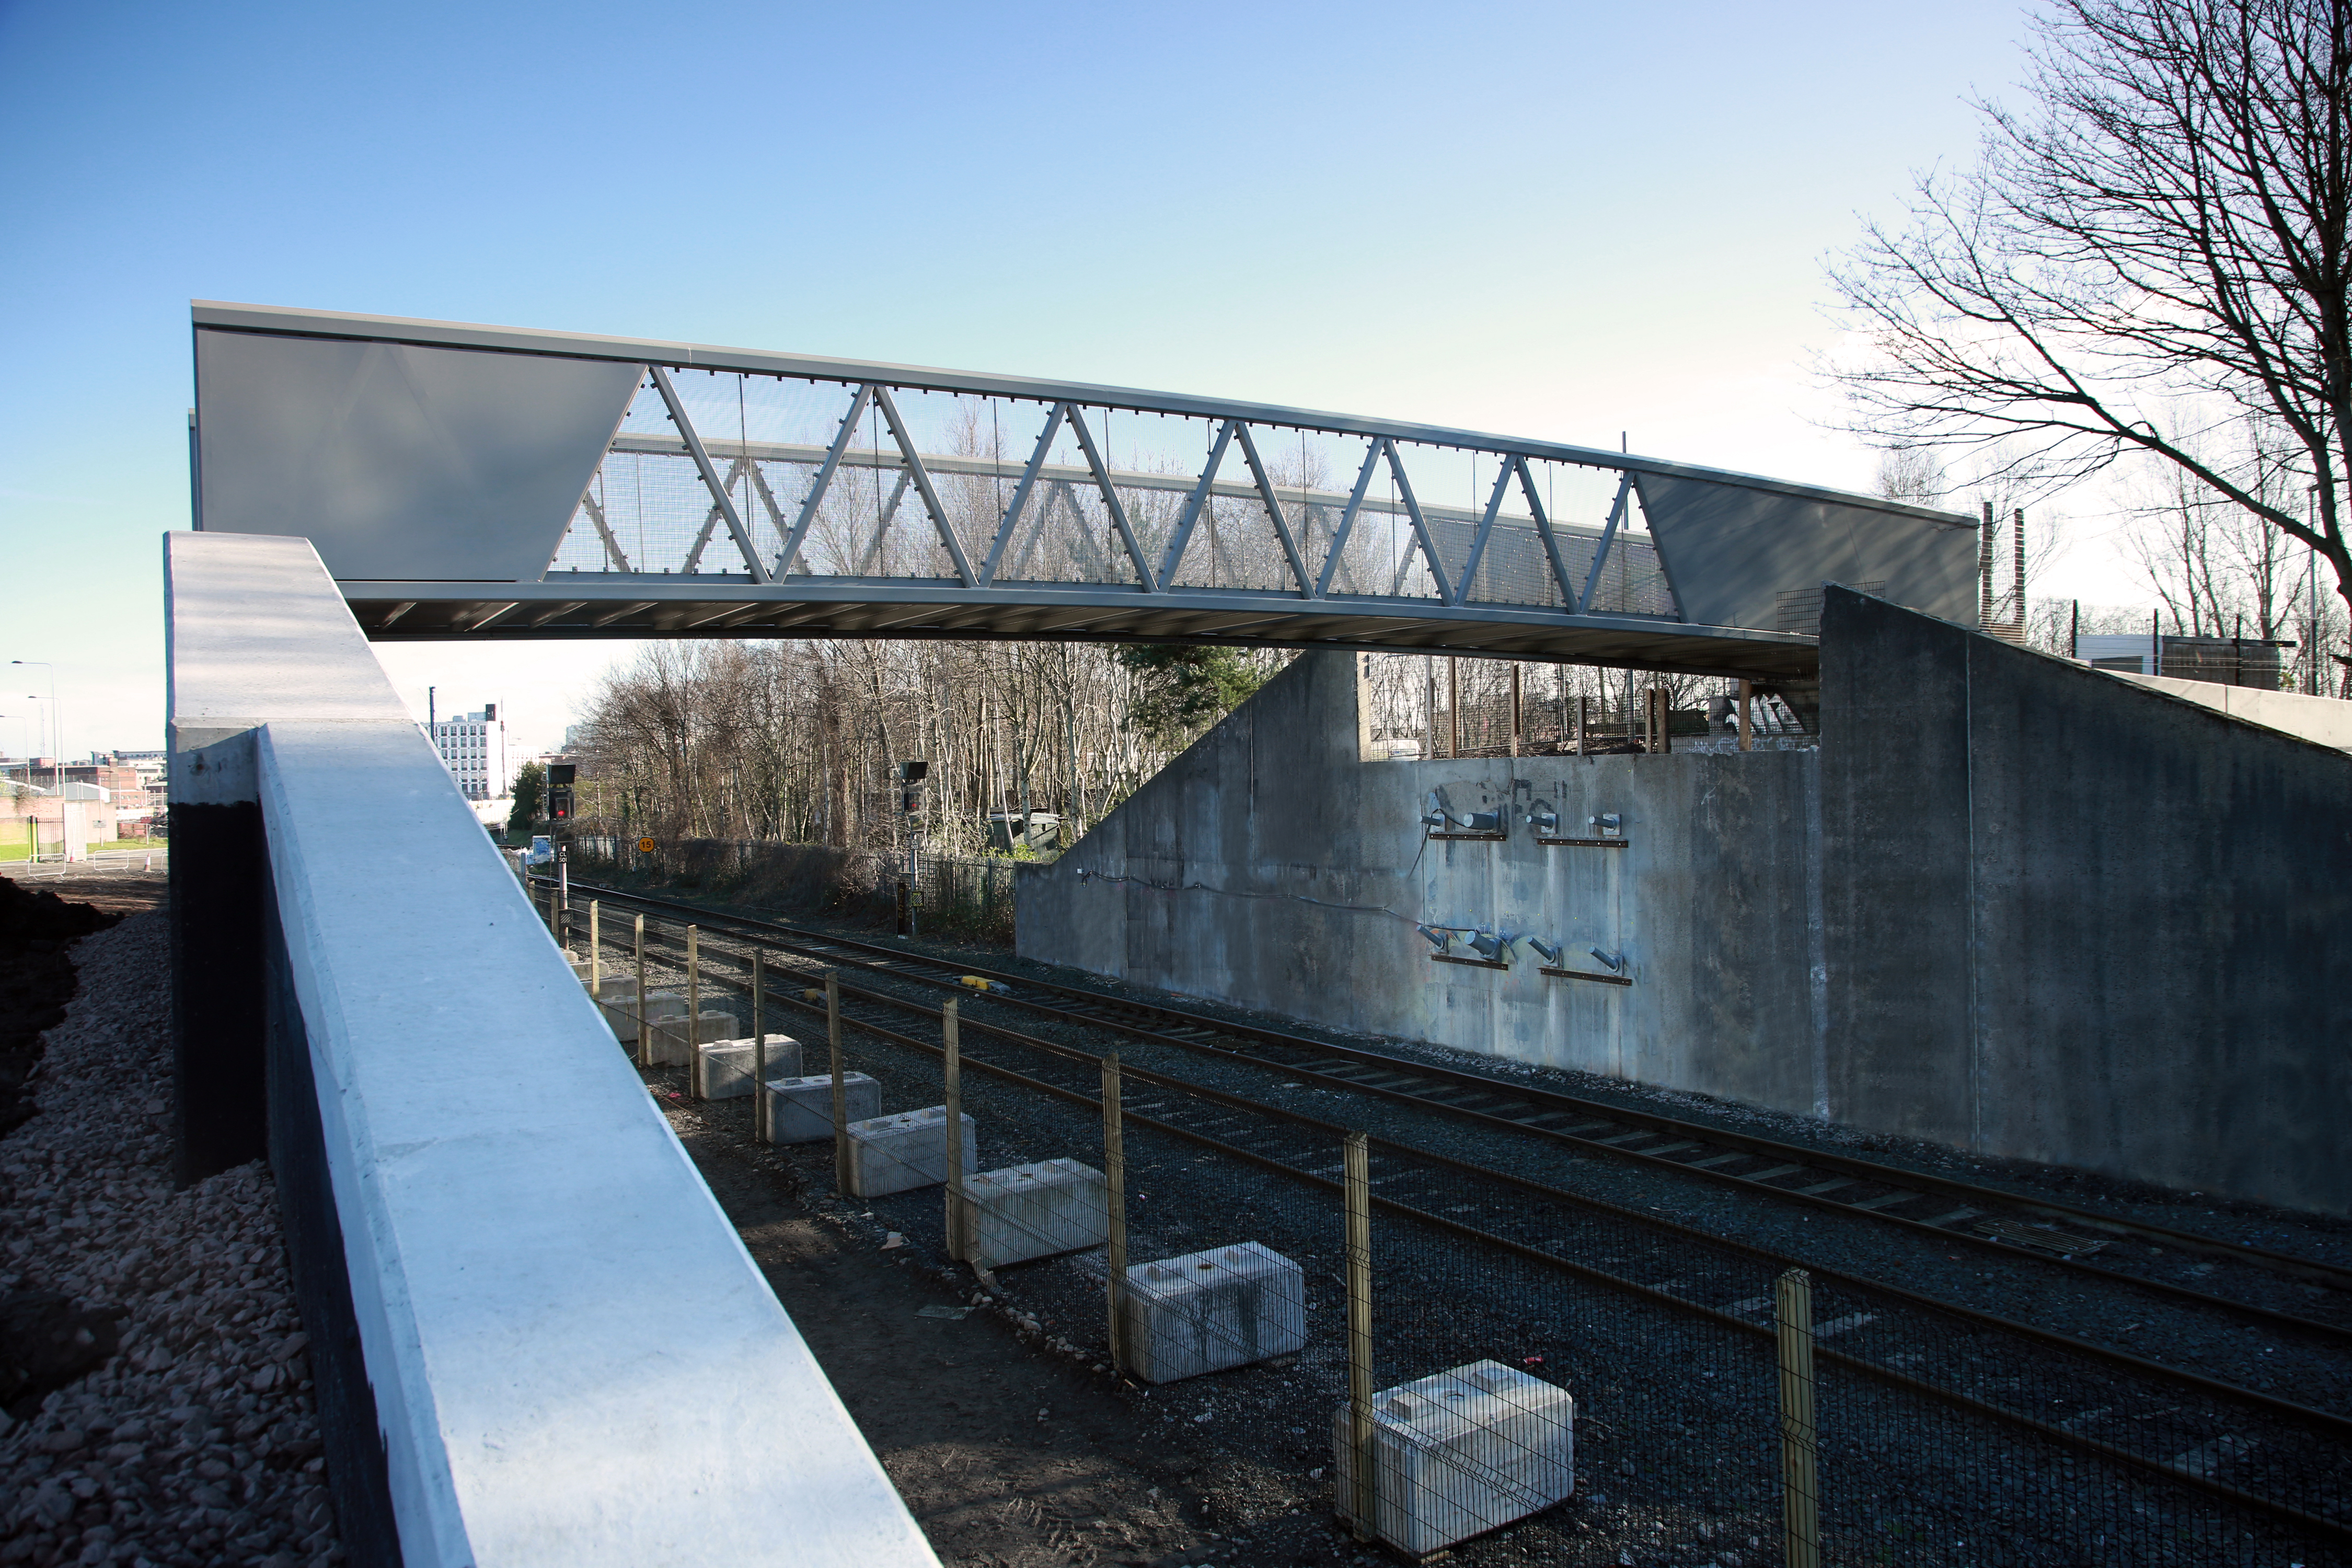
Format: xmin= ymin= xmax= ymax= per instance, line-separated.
xmin=1018 ymin=591 xmax=2352 ymax=1214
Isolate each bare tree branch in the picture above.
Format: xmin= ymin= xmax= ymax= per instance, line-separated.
xmin=1826 ymin=0 xmax=2352 ymax=621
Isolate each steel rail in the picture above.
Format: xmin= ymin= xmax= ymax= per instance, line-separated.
xmin=620 ymin=920 xmax=2350 ymax=1546
xmin=602 ymin=898 xmax=2352 ymax=1446
xmin=557 ymin=878 xmax=2352 ymax=1307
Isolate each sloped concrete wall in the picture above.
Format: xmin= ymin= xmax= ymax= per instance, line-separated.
xmin=1017 ymin=653 xmax=1824 ymax=1113
xmin=1820 ymin=587 xmax=2352 ymax=1214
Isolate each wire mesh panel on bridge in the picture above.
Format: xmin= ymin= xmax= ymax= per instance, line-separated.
xmin=547 ymin=368 xmax=1686 ymax=619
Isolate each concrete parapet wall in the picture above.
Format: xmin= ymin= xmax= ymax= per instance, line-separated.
xmin=1020 ymin=609 xmax=2352 ymax=1214
xmin=169 ymin=532 xmax=937 ymax=1566
xmin=2108 ymin=668 xmax=2352 ymax=752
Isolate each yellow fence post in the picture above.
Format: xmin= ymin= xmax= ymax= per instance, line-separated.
xmin=942 ymin=998 xmax=965 ymax=1260
xmin=1777 ymin=1267 xmax=1821 ymax=1568
xmin=1103 ymin=1053 xmax=1126 ymax=1373
xmin=1344 ymin=1129 xmax=1375 ymax=1540
xmin=827 ymin=972 xmax=850 ymax=1196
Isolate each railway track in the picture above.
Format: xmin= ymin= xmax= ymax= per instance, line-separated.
xmin=548 ymin=877 xmax=2352 ymax=1349
xmin=553 ymin=884 xmax=2352 ymax=1549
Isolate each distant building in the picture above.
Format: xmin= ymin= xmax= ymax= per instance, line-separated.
xmin=429 ymin=706 xmax=510 ymax=802
xmin=2 ymin=758 xmax=153 ymax=829
xmin=2 ymin=777 xmax=124 ymax=858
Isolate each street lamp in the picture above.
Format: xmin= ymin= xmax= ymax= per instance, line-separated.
xmin=11 ymin=661 xmax=57 ymax=799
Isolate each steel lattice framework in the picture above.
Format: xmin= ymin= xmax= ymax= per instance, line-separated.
xmin=190 ymin=304 xmax=1980 ymax=682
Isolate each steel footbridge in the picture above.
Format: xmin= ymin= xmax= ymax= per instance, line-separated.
xmin=189 ymin=303 xmax=1978 ymax=682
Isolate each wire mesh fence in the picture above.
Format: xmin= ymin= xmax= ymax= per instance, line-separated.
xmin=1359 ymin=654 xmax=1815 ymax=760
xmin=539 ymin=890 xmax=2351 ymax=1566
xmin=565 ymin=835 xmax=1022 ymax=940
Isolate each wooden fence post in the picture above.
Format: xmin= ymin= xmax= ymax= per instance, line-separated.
xmin=751 ymin=949 xmax=766 ymax=1142
xmin=1777 ymin=1267 xmax=1821 ymax=1568
xmin=943 ymin=998 xmax=965 ymax=1260
xmin=686 ymin=925 xmax=701 ymax=1098
xmin=1345 ymin=1130 xmax=1375 ymax=1540
xmin=827 ymin=972 xmax=850 ymax=1196
xmin=1103 ymin=1053 xmax=1126 ymax=1373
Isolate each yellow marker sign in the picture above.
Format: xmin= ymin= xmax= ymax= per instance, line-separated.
xmin=637 ymin=837 xmax=656 ymax=854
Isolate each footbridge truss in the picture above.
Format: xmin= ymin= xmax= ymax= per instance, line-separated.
xmin=190 ymin=303 xmax=1979 ymax=682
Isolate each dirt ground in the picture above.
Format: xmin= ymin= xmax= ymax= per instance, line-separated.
xmin=670 ymin=1111 xmax=1376 ymax=1568
xmin=3 ymin=867 xmax=167 ymax=921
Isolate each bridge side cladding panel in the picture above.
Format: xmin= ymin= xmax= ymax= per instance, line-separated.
xmin=1637 ymin=473 xmax=1979 ymax=632
xmin=1018 ymin=654 xmax=1822 ymax=1111
xmin=1821 ymin=589 xmax=2352 ymax=1214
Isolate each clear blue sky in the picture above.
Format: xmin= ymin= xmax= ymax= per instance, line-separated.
xmin=0 ymin=0 xmax=2057 ymax=759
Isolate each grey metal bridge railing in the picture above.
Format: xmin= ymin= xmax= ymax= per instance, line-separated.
xmin=190 ymin=302 xmax=1980 ymax=681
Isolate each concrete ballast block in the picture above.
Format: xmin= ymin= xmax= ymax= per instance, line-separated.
xmin=588 ymin=978 xmax=639 ymax=1040
xmin=693 ymin=1034 xmax=804 ymax=1099
xmin=644 ymin=1009 xmax=733 ymax=1067
xmin=601 ymin=987 xmax=684 ymax=1045
xmin=1331 ymin=1359 xmax=1574 ymax=1557
xmin=845 ymin=1105 xmax=977 ymax=1197
xmin=957 ymin=1159 xmax=1108 ymax=1269
xmin=1121 ymin=1241 xmax=1307 ymax=1383
xmin=762 ymin=1073 xmax=881 ymax=1144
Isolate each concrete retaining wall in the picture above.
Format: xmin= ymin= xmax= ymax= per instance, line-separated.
xmin=1018 ymin=651 xmax=1826 ymax=1117
xmin=1820 ymin=587 xmax=2352 ymax=1215
xmin=1019 ymin=598 xmax=2352 ymax=1214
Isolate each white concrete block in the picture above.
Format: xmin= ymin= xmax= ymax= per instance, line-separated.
xmin=1121 ymin=1241 xmax=1307 ymax=1383
xmin=693 ymin=1034 xmax=804 ymax=1099
xmin=845 ymin=1105 xmax=978 ymax=1197
xmin=586 ymin=978 xmax=637 ymax=1040
xmin=1331 ymin=1359 xmax=1574 ymax=1557
xmin=957 ymin=1159 xmax=1108 ymax=1270
xmin=599 ymin=986 xmax=684 ymax=1044
xmin=762 ymin=1073 xmax=881 ymax=1145
xmin=644 ymin=1009 xmax=733 ymax=1067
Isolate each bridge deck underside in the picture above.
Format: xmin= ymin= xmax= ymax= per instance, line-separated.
xmin=348 ymin=581 xmax=1821 ymax=681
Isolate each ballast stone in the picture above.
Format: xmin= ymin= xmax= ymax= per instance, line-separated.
xmin=846 ymin=1105 xmax=978 ymax=1197
xmin=956 ymin=1159 xmax=1109 ymax=1269
xmin=694 ymin=1034 xmax=804 ymax=1099
xmin=763 ymin=1073 xmax=881 ymax=1144
xmin=1121 ymin=1241 xmax=1307 ymax=1383
xmin=644 ymin=1009 xmax=734 ymax=1067
xmin=1331 ymin=1359 xmax=1574 ymax=1557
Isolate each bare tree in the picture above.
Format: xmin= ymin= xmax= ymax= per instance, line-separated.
xmin=1874 ymin=444 xmax=1950 ymax=506
xmin=1827 ymin=0 xmax=2352 ymax=631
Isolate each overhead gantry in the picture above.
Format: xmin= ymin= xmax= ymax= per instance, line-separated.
xmin=189 ymin=302 xmax=1979 ymax=682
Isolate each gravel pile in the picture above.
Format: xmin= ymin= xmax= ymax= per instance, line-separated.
xmin=1 ymin=912 xmax=344 ymax=1568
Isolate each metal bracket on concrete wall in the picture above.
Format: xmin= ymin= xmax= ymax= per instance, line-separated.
xmin=1534 ymin=836 xmax=1631 ymax=849
xmin=1540 ymin=966 xmax=1635 ymax=987
xmin=1432 ymin=953 xmax=1510 ymax=970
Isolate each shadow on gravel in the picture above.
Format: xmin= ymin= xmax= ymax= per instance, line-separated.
xmin=0 ymin=875 xmax=126 ymax=1421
